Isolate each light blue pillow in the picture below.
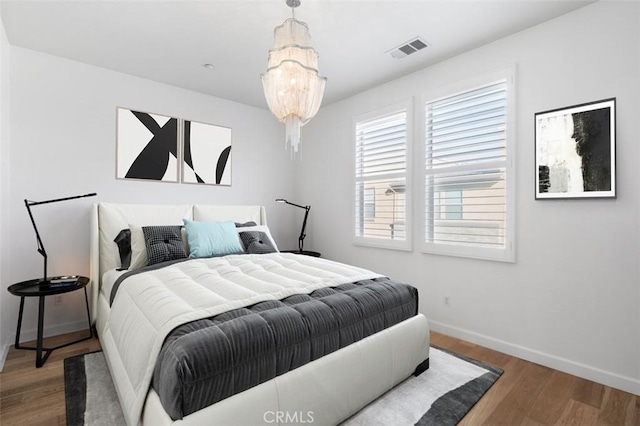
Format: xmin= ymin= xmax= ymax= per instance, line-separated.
xmin=183 ymin=219 xmax=244 ymax=258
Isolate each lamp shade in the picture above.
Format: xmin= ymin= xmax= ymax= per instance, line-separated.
xmin=262 ymin=14 xmax=326 ymax=155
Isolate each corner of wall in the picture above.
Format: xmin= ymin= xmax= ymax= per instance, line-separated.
xmin=0 ymin=9 xmax=13 ymax=366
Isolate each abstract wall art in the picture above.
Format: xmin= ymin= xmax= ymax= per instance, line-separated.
xmin=116 ymin=108 xmax=232 ymax=186
xmin=182 ymin=120 xmax=232 ymax=186
xmin=116 ymin=108 xmax=179 ymax=182
xmin=535 ymin=98 xmax=616 ymax=199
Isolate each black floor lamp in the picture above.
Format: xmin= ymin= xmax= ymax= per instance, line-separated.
xmin=25 ymin=193 xmax=97 ymax=284
xmin=276 ymin=198 xmax=320 ymax=256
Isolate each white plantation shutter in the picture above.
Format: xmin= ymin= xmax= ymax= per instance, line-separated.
xmin=355 ymin=102 xmax=411 ymax=250
xmin=424 ymin=75 xmax=514 ymax=261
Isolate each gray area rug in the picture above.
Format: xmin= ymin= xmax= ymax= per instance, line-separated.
xmin=64 ymin=351 xmax=125 ymax=426
xmin=64 ymin=346 xmax=502 ymax=426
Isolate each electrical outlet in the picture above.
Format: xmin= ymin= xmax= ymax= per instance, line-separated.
xmin=54 ymin=295 xmax=63 ymax=306
xmin=443 ymin=296 xmax=451 ymax=307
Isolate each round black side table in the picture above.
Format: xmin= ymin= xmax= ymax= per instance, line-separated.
xmin=7 ymin=276 xmax=92 ymax=368
xmin=282 ymin=250 xmax=321 ymax=257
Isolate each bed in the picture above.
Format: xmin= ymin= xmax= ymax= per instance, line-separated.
xmin=89 ymin=202 xmax=430 ymax=426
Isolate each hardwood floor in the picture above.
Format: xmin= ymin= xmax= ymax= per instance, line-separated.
xmin=429 ymin=333 xmax=639 ymax=426
xmin=0 ymin=330 xmax=101 ymax=425
xmin=0 ymin=330 xmax=637 ymax=425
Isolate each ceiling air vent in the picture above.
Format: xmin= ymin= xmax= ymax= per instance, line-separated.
xmin=386 ymin=37 xmax=429 ymax=59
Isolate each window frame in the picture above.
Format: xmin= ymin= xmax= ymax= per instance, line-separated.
xmin=353 ymin=100 xmax=413 ymax=251
xmin=419 ymin=66 xmax=516 ymax=262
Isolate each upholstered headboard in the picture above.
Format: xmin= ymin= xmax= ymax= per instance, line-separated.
xmin=89 ymin=202 xmax=267 ymax=321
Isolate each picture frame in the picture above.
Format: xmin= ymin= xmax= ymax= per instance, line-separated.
xmin=535 ymin=98 xmax=616 ymax=199
xmin=181 ymin=120 xmax=232 ymax=186
xmin=116 ymin=107 xmax=179 ymax=183
xmin=116 ymin=108 xmax=233 ymax=186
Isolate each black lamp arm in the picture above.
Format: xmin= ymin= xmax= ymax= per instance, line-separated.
xmin=275 ymin=198 xmax=308 ymax=210
xmin=276 ymin=198 xmax=311 ymax=252
xmin=24 ymin=200 xmax=48 ymax=283
xmin=25 ymin=193 xmax=97 ymax=283
xmin=25 ymin=193 xmax=97 ymax=207
xmin=298 ymin=205 xmax=311 ymax=252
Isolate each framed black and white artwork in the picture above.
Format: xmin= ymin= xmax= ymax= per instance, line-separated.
xmin=116 ymin=108 xmax=179 ymax=182
xmin=535 ymin=98 xmax=616 ymax=199
xmin=182 ymin=120 xmax=232 ymax=186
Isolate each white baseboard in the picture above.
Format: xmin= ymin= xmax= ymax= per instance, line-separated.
xmin=429 ymin=320 xmax=640 ymax=396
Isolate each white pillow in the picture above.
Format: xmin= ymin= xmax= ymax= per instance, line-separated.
xmin=129 ymin=224 xmax=147 ymax=270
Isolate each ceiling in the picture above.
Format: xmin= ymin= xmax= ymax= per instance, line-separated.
xmin=0 ymin=0 xmax=593 ymax=109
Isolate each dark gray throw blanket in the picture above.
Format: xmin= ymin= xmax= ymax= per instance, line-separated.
xmin=151 ymin=277 xmax=419 ymax=420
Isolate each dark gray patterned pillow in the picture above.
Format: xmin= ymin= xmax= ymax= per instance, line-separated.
xmin=114 ymin=229 xmax=132 ymax=270
xmin=142 ymin=226 xmax=187 ymax=266
xmin=235 ymin=221 xmax=257 ymax=228
xmin=239 ymin=231 xmax=277 ymax=254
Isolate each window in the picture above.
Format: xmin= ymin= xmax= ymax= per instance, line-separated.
xmin=354 ymin=101 xmax=411 ymax=250
xmin=363 ymin=188 xmax=376 ymax=220
xmin=423 ymin=69 xmax=515 ymax=262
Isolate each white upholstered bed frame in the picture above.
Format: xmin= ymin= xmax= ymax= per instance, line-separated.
xmin=89 ymin=202 xmax=430 ymax=426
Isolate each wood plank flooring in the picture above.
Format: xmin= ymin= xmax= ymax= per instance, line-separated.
xmin=0 ymin=330 xmax=101 ymax=425
xmin=429 ymin=333 xmax=639 ymax=426
xmin=0 ymin=330 xmax=637 ymax=425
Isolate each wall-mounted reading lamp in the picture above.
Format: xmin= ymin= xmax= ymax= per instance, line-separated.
xmin=275 ymin=198 xmax=311 ymax=253
xmin=25 ymin=192 xmax=97 ymax=284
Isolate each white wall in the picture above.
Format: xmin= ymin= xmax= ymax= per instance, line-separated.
xmin=0 ymin=7 xmax=11 ymax=368
xmin=0 ymin=47 xmax=298 ymax=367
xmin=300 ymin=1 xmax=640 ymax=394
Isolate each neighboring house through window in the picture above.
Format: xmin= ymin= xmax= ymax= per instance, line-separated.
xmin=363 ymin=187 xmax=376 ymax=220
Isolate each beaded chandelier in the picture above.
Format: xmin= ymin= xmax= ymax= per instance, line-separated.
xmin=261 ymin=0 xmax=327 ymax=156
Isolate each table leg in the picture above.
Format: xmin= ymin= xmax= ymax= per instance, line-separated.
xmin=11 ymin=285 xmax=92 ymax=368
xmin=14 ymin=297 xmax=25 ymax=349
xmin=36 ymin=295 xmax=45 ymax=368
xmin=83 ymin=287 xmax=92 ymax=338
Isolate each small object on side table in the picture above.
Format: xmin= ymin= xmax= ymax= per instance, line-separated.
xmin=7 ymin=275 xmax=92 ymax=368
xmin=281 ymin=250 xmax=321 ymax=257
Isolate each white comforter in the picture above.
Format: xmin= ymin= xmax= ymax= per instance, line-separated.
xmin=100 ymin=253 xmax=383 ymax=426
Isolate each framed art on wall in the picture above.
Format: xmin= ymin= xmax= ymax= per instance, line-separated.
xmin=182 ymin=120 xmax=232 ymax=186
xmin=116 ymin=108 xmax=179 ymax=182
xmin=535 ymin=98 xmax=616 ymax=199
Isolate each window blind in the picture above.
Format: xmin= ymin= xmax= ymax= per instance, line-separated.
xmin=355 ymin=109 xmax=407 ymax=243
xmin=425 ymin=81 xmax=508 ymax=250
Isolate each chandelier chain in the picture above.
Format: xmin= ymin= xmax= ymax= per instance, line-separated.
xmin=287 ymin=0 xmax=300 ymax=19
